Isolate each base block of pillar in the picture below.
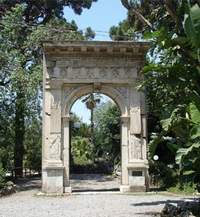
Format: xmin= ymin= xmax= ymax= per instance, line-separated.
xmin=42 ymin=166 xmax=64 ymax=194
xmin=120 ymin=185 xmax=130 ymax=193
xmin=64 ymin=186 xmax=72 ymax=193
xmin=120 ymin=185 xmax=146 ymax=193
xmin=129 ymin=186 xmax=146 ymax=192
xmin=127 ymin=167 xmax=148 ymax=192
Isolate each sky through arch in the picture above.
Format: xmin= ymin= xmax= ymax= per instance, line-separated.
xmin=71 ymin=94 xmax=115 ymax=124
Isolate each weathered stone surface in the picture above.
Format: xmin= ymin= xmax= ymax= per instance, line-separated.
xmin=42 ymin=41 xmax=149 ymax=194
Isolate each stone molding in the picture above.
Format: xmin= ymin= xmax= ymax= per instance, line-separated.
xmin=43 ymin=41 xmax=149 ymax=58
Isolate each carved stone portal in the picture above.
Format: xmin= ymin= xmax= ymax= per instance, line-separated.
xmin=42 ymin=41 xmax=149 ymax=194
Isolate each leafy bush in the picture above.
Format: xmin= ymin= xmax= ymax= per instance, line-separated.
xmin=71 ymin=136 xmax=93 ymax=165
xmin=149 ymin=161 xmax=177 ymax=189
xmin=0 ymin=164 xmax=6 ymax=189
xmin=168 ymin=182 xmax=197 ymax=194
xmin=24 ymin=118 xmax=42 ymax=173
xmin=141 ymin=2 xmax=200 ymax=192
xmin=94 ymin=102 xmax=121 ymax=164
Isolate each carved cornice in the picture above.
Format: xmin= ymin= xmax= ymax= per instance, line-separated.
xmin=43 ymin=41 xmax=150 ymax=58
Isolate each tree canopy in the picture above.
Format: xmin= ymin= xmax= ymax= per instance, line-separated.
xmin=0 ymin=0 xmax=97 ymax=23
xmin=0 ymin=0 xmax=97 ymax=178
xmin=1 ymin=0 xmax=200 ymax=193
xmin=110 ymin=0 xmax=200 ymax=189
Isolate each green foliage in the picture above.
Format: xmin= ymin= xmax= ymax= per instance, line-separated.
xmin=0 ymin=0 xmax=98 ymax=23
xmin=118 ymin=0 xmax=200 ymax=188
xmin=24 ymin=118 xmax=42 ymax=172
xmin=0 ymin=2 xmax=95 ymax=176
xmin=0 ymin=4 xmax=42 ymax=176
xmin=189 ymin=102 xmax=200 ymax=124
xmin=0 ymin=164 xmax=6 ymax=189
xmin=110 ymin=19 xmax=136 ymax=41
xmin=71 ymin=114 xmax=90 ymax=138
xmin=85 ymin=27 xmax=96 ymax=40
xmin=94 ymin=102 xmax=121 ymax=164
xmin=81 ymin=93 xmax=101 ymax=149
xmin=184 ymin=3 xmax=200 ymax=49
xmin=149 ymin=161 xmax=177 ymax=189
xmin=71 ymin=136 xmax=93 ymax=165
xmin=168 ymin=183 xmax=197 ymax=194
xmin=28 ymin=17 xmax=84 ymax=45
xmin=70 ymin=100 xmax=121 ymax=173
xmin=142 ymin=1 xmax=200 ymax=186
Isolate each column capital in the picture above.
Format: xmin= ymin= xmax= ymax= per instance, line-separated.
xmin=62 ymin=115 xmax=71 ymax=121
xmin=120 ymin=115 xmax=130 ymax=123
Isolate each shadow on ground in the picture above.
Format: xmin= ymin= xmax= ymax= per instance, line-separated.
xmin=15 ymin=177 xmax=41 ymax=192
xmin=132 ymin=199 xmax=183 ymax=206
xmin=70 ymin=174 xmax=120 ymax=192
xmin=14 ymin=174 xmax=120 ymax=193
xmin=70 ymin=174 xmax=115 ymax=182
xmin=72 ymin=188 xmax=120 ymax=193
xmin=135 ymin=212 xmax=160 ymax=216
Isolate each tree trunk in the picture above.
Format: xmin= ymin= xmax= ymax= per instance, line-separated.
xmin=14 ymin=90 xmax=25 ymax=178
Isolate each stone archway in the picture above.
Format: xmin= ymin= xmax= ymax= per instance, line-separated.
xmin=42 ymin=41 xmax=149 ymax=194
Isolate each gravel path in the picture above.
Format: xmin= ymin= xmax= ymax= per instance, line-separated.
xmin=70 ymin=174 xmax=120 ymax=191
xmin=0 ymin=176 xmax=187 ymax=217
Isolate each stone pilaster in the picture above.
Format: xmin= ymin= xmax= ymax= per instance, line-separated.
xmin=62 ymin=115 xmax=71 ymax=193
xmin=120 ymin=116 xmax=129 ymax=192
xmin=42 ymin=87 xmax=64 ymax=194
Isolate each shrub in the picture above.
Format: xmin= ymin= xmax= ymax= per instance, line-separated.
xmin=71 ymin=136 xmax=93 ymax=165
xmin=149 ymin=161 xmax=177 ymax=189
xmin=0 ymin=164 xmax=6 ymax=189
xmin=168 ymin=182 xmax=197 ymax=194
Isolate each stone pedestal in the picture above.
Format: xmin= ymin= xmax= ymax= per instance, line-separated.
xmin=127 ymin=165 xmax=148 ymax=192
xmin=42 ymin=166 xmax=64 ymax=194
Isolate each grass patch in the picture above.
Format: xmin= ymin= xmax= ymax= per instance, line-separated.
xmin=167 ymin=183 xmax=197 ymax=195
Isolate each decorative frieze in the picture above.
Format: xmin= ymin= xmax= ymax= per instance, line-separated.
xmin=48 ymin=66 xmax=138 ymax=81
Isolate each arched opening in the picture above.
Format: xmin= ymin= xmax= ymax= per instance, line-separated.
xmin=69 ymin=92 xmax=122 ymax=192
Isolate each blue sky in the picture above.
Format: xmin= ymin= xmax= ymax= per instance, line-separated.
xmin=64 ymin=0 xmax=127 ymax=122
xmin=64 ymin=0 xmax=127 ymax=41
xmin=71 ymin=95 xmax=113 ymax=123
